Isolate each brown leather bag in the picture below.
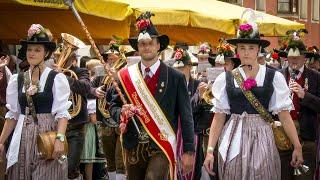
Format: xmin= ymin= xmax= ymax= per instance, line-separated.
xmin=37 ymin=131 xmax=68 ymax=160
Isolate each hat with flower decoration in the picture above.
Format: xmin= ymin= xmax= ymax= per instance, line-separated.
xmin=227 ymin=9 xmax=270 ymax=48
xmin=305 ymin=46 xmax=320 ymax=62
xmin=215 ymin=38 xmax=240 ymax=68
xmin=20 ymin=24 xmax=56 ymax=52
xmin=105 ymin=35 xmax=123 ymax=54
xmin=172 ymin=48 xmax=193 ymax=68
xmin=129 ymin=11 xmax=169 ymax=52
xmin=197 ymin=42 xmax=212 ymax=58
xmin=278 ymin=29 xmax=308 ymax=57
xmin=270 ymin=52 xmax=280 ymax=62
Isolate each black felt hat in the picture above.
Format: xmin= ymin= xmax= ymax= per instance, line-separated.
xmin=20 ymin=24 xmax=56 ymax=52
xmin=129 ymin=12 xmax=169 ymax=52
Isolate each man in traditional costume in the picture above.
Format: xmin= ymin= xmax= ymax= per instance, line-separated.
xmin=91 ymin=38 xmax=127 ymax=180
xmin=109 ymin=11 xmax=195 ymax=180
xmin=172 ymin=48 xmax=201 ymax=179
xmin=278 ymin=29 xmax=320 ymax=180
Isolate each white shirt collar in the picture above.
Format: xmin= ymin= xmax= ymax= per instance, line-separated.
xmin=141 ymin=60 xmax=160 ymax=77
xmin=289 ymin=65 xmax=304 ymax=74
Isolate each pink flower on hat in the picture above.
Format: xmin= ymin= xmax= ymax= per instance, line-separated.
xmin=238 ymin=23 xmax=253 ymax=38
xmin=243 ymin=78 xmax=257 ymax=91
xmin=27 ymin=24 xmax=44 ymax=38
xmin=239 ymin=23 xmax=253 ymax=32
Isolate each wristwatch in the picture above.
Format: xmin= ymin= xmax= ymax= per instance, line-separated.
xmin=207 ymin=146 xmax=214 ymax=154
xmin=55 ymin=133 xmax=65 ymax=142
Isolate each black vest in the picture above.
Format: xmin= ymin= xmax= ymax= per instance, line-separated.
xmin=18 ymin=70 xmax=58 ymax=115
xmin=226 ymin=68 xmax=275 ymax=114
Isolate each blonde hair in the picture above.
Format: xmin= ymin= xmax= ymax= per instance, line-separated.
xmin=86 ymin=59 xmax=103 ymax=77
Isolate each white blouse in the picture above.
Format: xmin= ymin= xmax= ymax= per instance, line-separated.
xmin=5 ymin=67 xmax=72 ymax=121
xmin=87 ymin=99 xmax=96 ymax=115
xmin=211 ymin=65 xmax=293 ymax=115
xmin=4 ymin=66 xmax=12 ymax=82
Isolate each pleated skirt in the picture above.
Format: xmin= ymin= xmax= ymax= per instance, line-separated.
xmin=218 ymin=114 xmax=281 ymax=180
xmin=80 ymin=123 xmax=106 ymax=163
xmin=7 ymin=114 xmax=68 ymax=180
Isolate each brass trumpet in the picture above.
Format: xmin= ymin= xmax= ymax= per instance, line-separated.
xmin=56 ymin=33 xmax=86 ymax=117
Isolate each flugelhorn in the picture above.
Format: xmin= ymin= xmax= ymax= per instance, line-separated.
xmin=97 ymin=55 xmax=127 ymax=120
xmin=56 ymin=33 xmax=86 ymax=117
xmin=202 ymin=82 xmax=214 ymax=105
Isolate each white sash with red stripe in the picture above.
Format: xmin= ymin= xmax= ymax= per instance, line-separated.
xmin=118 ymin=63 xmax=177 ymax=180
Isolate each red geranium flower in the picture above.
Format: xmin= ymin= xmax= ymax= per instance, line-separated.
xmin=136 ymin=19 xmax=151 ymax=31
xmin=272 ymin=53 xmax=279 ymax=60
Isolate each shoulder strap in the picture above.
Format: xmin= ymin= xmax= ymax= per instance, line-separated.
xmin=17 ymin=72 xmax=24 ymax=92
xmin=231 ymin=68 xmax=275 ymax=123
xmin=264 ymin=67 xmax=276 ymax=87
xmin=44 ymin=70 xmax=58 ymax=92
xmin=23 ymin=71 xmax=38 ymax=124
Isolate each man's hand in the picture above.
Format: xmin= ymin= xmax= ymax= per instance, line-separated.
xmin=198 ymin=82 xmax=208 ymax=99
xmin=89 ymin=113 xmax=98 ymax=124
xmin=289 ymin=82 xmax=305 ymax=99
xmin=121 ymin=104 xmax=139 ymax=119
xmin=95 ymin=86 xmax=106 ymax=99
xmin=181 ymin=152 xmax=195 ymax=175
xmin=119 ymin=104 xmax=140 ymax=134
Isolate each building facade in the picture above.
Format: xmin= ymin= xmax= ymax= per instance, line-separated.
xmin=220 ymin=0 xmax=320 ymax=49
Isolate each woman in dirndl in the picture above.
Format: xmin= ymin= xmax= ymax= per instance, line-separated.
xmin=203 ymin=10 xmax=303 ymax=180
xmin=0 ymin=24 xmax=71 ymax=180
xmin=80 ymin=59 xmax=106 ymax=180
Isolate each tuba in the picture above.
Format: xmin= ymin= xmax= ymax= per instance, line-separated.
xmin=56 ymin=33 xmax=86 ymax=117
xmin=97 ymin=50 xmax=127 ymax=121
